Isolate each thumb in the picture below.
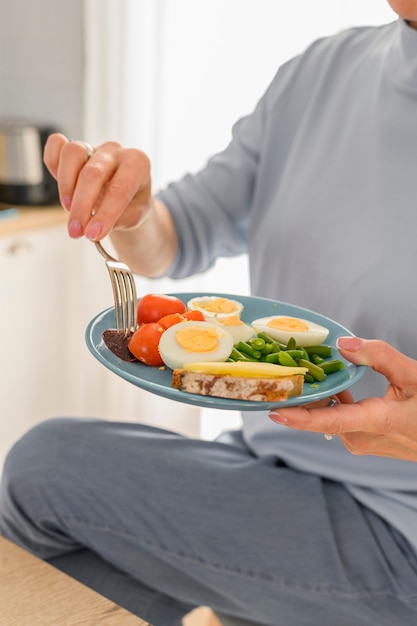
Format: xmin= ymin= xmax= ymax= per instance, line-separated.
xmin=336 ymin=336 xmax=417 ymax=387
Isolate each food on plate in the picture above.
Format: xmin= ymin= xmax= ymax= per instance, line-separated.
xmin=226 ymin=332 xmax=344 ymax=384
xmin=103 ymin=290 xmax=339 ymax=381
xmin=187 ymin=296 xmax=243 ymax=320
xmin=172 ymin=361 xmax=307 ymax=402
xmin=251 ymin=315 xmax=329 ymax=347
xmin=99 ymin=291 xmax=349 ymax=404
xmin=104 ymin=299 xmax=206 ymax=364
xmin=102 ymin=329 xmax=137 ymax=362
xmin=136 ymin=293 xmax=186 ymax=324
xmin=158 ymin=320 xmax=234 ymax=370
xmin=158 ymin=310 xmax=205 ymax=329
xmin=178 ymin=360 xmax=306 ymax=377
xmin=128 ymin=322 xmax=165 ymax=366
xmin=210 ymin=315 xmax=255 ymax=344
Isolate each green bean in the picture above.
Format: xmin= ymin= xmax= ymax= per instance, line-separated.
xmin=286 ymin=337 xmax=297 ymax=350
xmin=304 ymin=373 xmax=315 ymax=384
xmin=285 ymin=349 xmax=305 ymax=360
xmin=236 ymin=341 xmax=262 ymax=360
xmin=256 ymin=332 xmax=277 ymax=344
xmin=299 ymin=347 xmax=310 ymax=361
xmin=261 ymin=343 xmax=274 ymax=356
xmin=310 ymin=354 xmax=324 ymax=365
xmin=251 ymin=337 xmax=265 ymax=351
xmin=297 ymin=358 xmax=327 ymax=382
xmin=229 ymin=348 xmax=255 ymax=362
xmin=278 ymin=351 xmax=299 ymax=367
xmin=304 ymin=345 xmax=332 ymax=358
xmin=320 ymin=359 xmax=345 ymax=374
xmin=264 ymin=352 xmax=281 ymax=364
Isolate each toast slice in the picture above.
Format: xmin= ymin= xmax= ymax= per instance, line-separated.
xmin=171 ymin=369 xmax=304 ymax=402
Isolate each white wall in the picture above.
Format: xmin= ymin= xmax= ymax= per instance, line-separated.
xmin=0 ymin=0 xmax=84 ymax=138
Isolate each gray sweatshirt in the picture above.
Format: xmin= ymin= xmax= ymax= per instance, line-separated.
xmin=158 ymin=19 xmax=417 ymax=554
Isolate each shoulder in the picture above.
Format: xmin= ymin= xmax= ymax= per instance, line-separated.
xmin=295 ymin=22 xmax=395 ymax=68
xmin=263 ymin=22 xmax=397 ymax=107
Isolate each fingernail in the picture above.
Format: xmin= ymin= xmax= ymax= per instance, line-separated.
xmin=85 ymin=222 xmax=102 ymax=241
xmin=68 ymin=219 xmax=82 ymax=238
xmin=61 ymin=195 xmax=72 ymax=211
xmin=269 ymin=412 xmax=288 ymax=425
xmin=336 ymin=336 xmax=362 ymax=352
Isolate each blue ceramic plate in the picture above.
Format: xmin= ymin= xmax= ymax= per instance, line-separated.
xmin=85 ymin=293 xmax=366 ymax=411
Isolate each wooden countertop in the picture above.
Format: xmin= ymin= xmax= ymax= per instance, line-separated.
xmin=0 ymin=536 xmax=151 ymax=625
xmin=0 ymin=203 xmax=67 ymax=235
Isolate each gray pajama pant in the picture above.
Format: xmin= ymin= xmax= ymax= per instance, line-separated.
xmin=1 ymin=417 xmax=417 ymax=626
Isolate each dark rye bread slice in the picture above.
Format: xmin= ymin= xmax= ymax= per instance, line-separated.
xmin=171 ymin=370 xmax=304 ymax=402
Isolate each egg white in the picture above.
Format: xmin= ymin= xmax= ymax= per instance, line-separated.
xmin=210 ymin=316 xmax=255 ymax=345
xmin=251 ymin=316 xmax=329 ymax=347
xmin=158 ymin=320 xmax=234 ymax=370
xmin=187 ymin=296 xmax=243 ymax=320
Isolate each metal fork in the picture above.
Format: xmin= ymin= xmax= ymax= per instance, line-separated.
xmin=95 ymin=240 xmax=138 ymax=335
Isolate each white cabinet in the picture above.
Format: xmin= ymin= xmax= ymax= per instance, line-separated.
xmin=0 ymin=213 xmax=202 ymax=472
xmin=0 ymin=223 xmax=72 ymax=468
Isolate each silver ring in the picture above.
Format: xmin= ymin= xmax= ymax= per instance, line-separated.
xmin=324 ymin=398 xmax=337 ymax=440
xmin=71 ymin=140 xmax=94 ymax=159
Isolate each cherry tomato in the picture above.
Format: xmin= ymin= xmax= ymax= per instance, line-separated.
xmin=128 ymin=322 xmax=164 ymax=366
xmin=136 ymin=293 xmax=186 ymax=324
xmin=182 ymin=310 xmax=205 ymax=321
xmin=158 ymin=313 xmax=186 ymax=329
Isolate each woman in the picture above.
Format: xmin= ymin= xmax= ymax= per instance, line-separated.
xmin=1 ymin=2 xmax=417 ymax=624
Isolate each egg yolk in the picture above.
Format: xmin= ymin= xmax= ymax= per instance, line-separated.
xmin=267 ymin=317 xmax=309 ymax=332
xmin=175 ymin=326 xmax=219 ymax=352
xmin=200 ymin=298 xmax=237 ymax=314
xmin=220 ymin=315 xmax=244 ymax=327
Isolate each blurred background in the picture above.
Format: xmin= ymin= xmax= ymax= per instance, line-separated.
xmin=0 ymin=0 xmax=395 ymax=470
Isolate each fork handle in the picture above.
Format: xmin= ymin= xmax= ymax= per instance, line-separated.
xmin=95 ymin=240 xmax=118 ymax=262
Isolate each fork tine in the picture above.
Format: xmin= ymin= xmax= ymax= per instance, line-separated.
xmin=96 ymin=240 xmax=138 ymax=335
xmin=106 ymin=264 xmax=138 ymax=335
xmin=107 ymin=266 xmax=123 ymax=332
xmin=125 ymin=269 xmax=138 ymax=331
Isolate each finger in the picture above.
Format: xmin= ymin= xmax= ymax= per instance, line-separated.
xmin=57 ymin=140 xmax=111 ymax=224
xmin=336 ymin=337 xmax=417 ymax=389
xmin=64 ymin=145 xmax=120 ymax=238
xmin=43 ymin=133 xmax=69 ymax=179
xmin=82 ymin=148 xmax=151 ymax=241
xmin=269 ymin=396 xmax=389 ymax=435
xmin=345 ymin=427 xmax=417 ymax=461
xmin=337 ymin=388 xmax=355 ymax=404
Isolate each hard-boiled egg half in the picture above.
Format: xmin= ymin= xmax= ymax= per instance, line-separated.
xmin=210 ymin=315 xmax=255 ymax=345
xmin=187 ymin=296 xmax=243 ymax=320
xmin=251 ymin=315 xmax=329 ymax=347
xmin=158 ymin=320 xmax=234 ymax=370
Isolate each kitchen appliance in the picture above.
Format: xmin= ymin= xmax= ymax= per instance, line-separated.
xmin=0 ymin=121 xmax=60 ymax=206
